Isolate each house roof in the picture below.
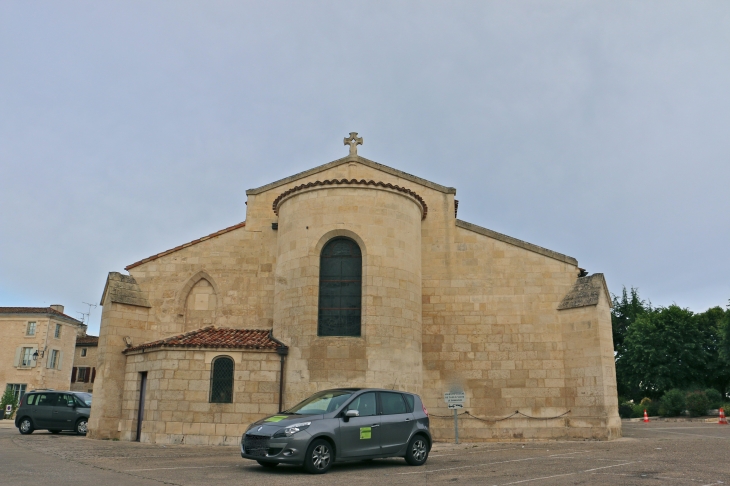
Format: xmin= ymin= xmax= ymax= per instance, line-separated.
xmin=0 ymin=307 xmax=84 ymax=325
xmin=122 ymin=326 xmax=287 ymax=354
xmin=125 ymin=221 xmax=246 ymax=270
xmin=246 ymin=154 xmax=457 ymax=196
xmin=76 ymin=335 xmax=99 ymax=346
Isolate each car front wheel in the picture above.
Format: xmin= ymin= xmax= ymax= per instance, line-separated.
xmin=75 ymin=418 xmax=88 ymax=435
xmin=18 ymin=418 xmax=34 ymax=435
xmin=303 ymin=439 xmax=333 ymax=474
xmin=405 ymin=435 xmax=429 ymax=466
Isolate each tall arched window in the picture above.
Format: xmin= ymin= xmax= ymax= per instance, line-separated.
xmin=210 ymin=356 xmax=234 ymax=403
xmin=318 ymin=237 xmax=362 ymax=337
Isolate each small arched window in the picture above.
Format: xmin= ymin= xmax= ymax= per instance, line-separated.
xmin=318 ymin=237 xmax=362 ymax=337
xmin=210 ymin=356 xmax=234 ymax=403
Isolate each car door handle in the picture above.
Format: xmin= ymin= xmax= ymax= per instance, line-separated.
xmin=371 ymin=424 xmax=380 ymax=428
xmin=405 ymin=418 xmax=411 ymax=421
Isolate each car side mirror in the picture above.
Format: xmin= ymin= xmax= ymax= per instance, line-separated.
xmin=67 ymin=402 xmax=75 ymax=407
xmin=345 ymin=410 xmax=359 ymax=418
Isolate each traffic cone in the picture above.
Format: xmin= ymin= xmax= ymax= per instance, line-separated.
xmin=719 ymin=408 xmax=728 ymax=425
xmin=643 ymin=410 xmax=650 ymax=423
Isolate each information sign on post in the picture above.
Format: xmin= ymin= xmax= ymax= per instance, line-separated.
xmin=5 ymin=404 xmax=12 ymax=416
xmin=444 ymin=391 xmax=465 ymax=444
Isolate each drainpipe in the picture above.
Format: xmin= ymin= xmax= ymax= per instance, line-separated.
xmin=268 ymin=330 xmax=289 ymax=413
xmin=276 ymin=346 xmax=288 ymax=412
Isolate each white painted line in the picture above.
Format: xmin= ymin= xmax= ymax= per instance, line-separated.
xmin=125 ymin=465 xmax=236 ymax=471
xmin=584 ymin=462 xmax=637 ymax=472
xmin=431 ymin=447 xmax=524 ymax=457
xmin=640 ymin=430 xmax=728 ymax=439
xmin=499 ymin=472 xmax=576 ymax=485
xmin=397 ymin=450 xmax=591 ymax=475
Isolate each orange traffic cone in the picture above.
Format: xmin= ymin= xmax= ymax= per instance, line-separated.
xmin=643 ymin=410 xmax=650 ymax=423
xmin=719 ymin=408 xmax=728 ymax=425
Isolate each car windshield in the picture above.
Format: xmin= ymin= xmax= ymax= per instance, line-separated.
xmin=284 ymin=390 xmax=354 ymax=415
xmin=76 ymin=393 xmax=92 ymax=406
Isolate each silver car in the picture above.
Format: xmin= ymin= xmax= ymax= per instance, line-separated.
xmin=241 ymin=388 xmax=431 ymax=474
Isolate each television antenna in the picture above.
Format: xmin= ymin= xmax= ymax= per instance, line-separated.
xmin=79 ymin=302 xmax=97 ymax=325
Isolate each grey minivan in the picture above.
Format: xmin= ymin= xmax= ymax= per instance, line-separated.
xmin=241 ymin=388 xmax=431 ymax=474
xmin=15 ymin=390 xmax=92 ymax=435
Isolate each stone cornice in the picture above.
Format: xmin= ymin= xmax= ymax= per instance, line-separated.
xmin=246 ymin=155 xmax=457 ymax=196
xmin=455 ymin=219 xmax=578 ymax=266
xmin=272 ymin=179 xmax=428 ymax=220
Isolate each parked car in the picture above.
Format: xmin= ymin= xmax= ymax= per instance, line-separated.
xmin=15 ymin=390 xmax=92 ymax=435
xmin=241 ymin=388 xmax=431 ymax=474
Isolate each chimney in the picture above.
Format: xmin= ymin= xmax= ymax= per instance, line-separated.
xmin=50 ymin=305 xmax=64 ymax=314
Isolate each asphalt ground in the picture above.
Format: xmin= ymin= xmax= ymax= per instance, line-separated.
xmin=1 ymin=421 xmax=728 ymax=485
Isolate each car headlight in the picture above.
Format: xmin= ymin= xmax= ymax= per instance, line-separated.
xmin=273 ymin=422 xmax=311 ymax=438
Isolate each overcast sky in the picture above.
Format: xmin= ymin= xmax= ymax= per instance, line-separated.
xmin=1 ymin=1 xmax=728 ymax=335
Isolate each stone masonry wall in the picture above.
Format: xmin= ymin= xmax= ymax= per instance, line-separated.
xmin=120 ymin=348 xmax=281 ymax=445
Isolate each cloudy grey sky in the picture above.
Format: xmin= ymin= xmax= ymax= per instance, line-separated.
xmin=1 ymin=1 xmax=728 ymax=334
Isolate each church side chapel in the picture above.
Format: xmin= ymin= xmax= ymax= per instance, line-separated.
xmin=88 ymin=134 xmax=621 ymax=445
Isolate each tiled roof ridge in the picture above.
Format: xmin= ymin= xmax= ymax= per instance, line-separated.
xmin=272 ymin=179 xmax=428 ymax=220
xmin=125 ymin=221 xmax=246 ymax=270
xmin=0 ymin=306 xmax=84 ymax=324
xmin=123 ymin=326 xmax=287 ymax=354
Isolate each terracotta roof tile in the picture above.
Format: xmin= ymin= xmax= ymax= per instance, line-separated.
xmin=123 ymin=327 xmax=287 ymax=354
xmin=125 ymin=221 xmax=246 ymax=270
xmin=76 ymin=335 xmax=99 ymax=346
xmin=0 ymin=307 xmax=83 ymax=324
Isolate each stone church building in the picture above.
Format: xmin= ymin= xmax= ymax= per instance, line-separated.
xmin=88 ymin=135 xmax=620 ymax=445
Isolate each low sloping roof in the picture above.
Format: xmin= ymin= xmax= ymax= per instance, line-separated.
xmin=76 ymin=335 xmax=99 ymax=346
xmin=558 ymin=273 xmax=612 ymax=310
xmin=125 ymin=221 xmax=246 ymax=270
xmin=0 ymin=307 xmax=83 ymax=325
xmin=100 ymin=272 xmax=151 ymax=308
xmin=123 ymin=326 xmax=287 ymax=354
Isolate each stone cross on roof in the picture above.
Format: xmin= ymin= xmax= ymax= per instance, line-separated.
xmin=344 ymin=132 xmax=363 ymax=156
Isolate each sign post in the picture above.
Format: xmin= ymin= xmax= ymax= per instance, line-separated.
xmin=444 ymin=391 xmax=465 ymax=444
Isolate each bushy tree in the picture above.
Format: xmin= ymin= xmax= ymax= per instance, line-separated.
xmin=659 ymin=389 xmax=686 ymax=417
xmin=0 ymin=388 xmax=18 ymax=420
xmin=617 ymin=305 xmax=708 ymax=398
xmin=685 ymin=390 xmax=710 ymax=417
xmin=611 ymin=287 xmax=651 ymax=398
xmin=695 ymin=306 xmax=730 ymax=398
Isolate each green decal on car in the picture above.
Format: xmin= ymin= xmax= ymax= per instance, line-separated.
xmin=264 ymin=415 xmax=288 ymax=422
xmin=359 ymin=427 xmax=371 ymax=439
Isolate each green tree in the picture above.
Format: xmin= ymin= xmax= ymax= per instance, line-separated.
xmin=617 ymin=305 xmax=708 ymax=398
xmin=611 ymin=287 xmax=651 ymax=353
xmin=695 ymin=305 xmax=729 ymax=398
xmin=1 ymin=387 xmax=19 ymax=420
xmin=611 ymin=287 xmax=651 ymax=398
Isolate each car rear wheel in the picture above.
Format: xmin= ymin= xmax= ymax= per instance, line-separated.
xmin=75 ymin=418 xmax=88 ymax=435
xmin=18 ymin=418 xmax=34 ymax=435
xmin=405 ymin=435 xmax=429 ymax=466
xmin=303 ymin=439 xmax=333 ymax=474
xmin=256 ymin=460 xmax=279 ymax=468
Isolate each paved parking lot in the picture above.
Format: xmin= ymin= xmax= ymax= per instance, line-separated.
xmin=1 ymin=421 xmax=728 ymax=485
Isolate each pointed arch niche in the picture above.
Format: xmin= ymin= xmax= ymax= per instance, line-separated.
xmin=181 ymin=272 xmax=218 ymax=332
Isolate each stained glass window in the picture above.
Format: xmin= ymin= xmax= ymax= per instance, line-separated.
xmin=318 ymin=237 xmax=362 ymax=337
xmin=210 ymin=356 xmax=234 ymax=403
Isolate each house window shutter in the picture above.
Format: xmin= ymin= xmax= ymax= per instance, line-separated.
xmin=46 ymin=351 xmax=52 ymax=369
xmin=83 ymin=367 xmax=90 ymax=383
xmin=91 ymin=367 xmax=96 ymax=383
xmin=14 ymin=347 xmax=22 ymax=367
xmin=71 ymin=367 xmax=77 ymax=383
xmin=57 ymin=351 xmax=63 ymax=370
